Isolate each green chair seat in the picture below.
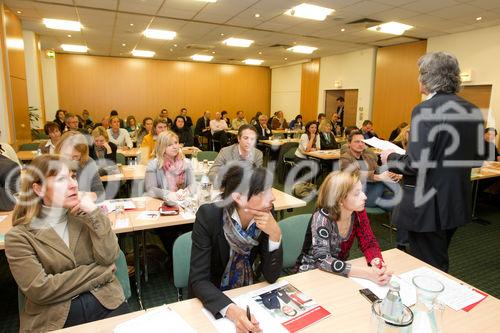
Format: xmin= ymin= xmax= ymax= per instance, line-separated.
xmin=19 ymin=143 xmax=40 ymax=151
xmin=196 ymin=151 xmax=218 ymax=162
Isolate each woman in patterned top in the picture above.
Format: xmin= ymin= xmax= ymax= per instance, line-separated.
xmin=297 ymin=171 xmax=392 ymax=285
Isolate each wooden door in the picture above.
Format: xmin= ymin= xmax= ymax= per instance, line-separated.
xmin=344 ymin=89 xmax=358 ymax=127
xmin=325 ymin=90 xmax=344 ymax=119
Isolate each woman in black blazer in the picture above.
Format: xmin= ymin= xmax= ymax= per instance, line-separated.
xmin=189 ymin=165 xmax=282 ymax=333
xmin=319 ymin=119 xmax=339 ymax=150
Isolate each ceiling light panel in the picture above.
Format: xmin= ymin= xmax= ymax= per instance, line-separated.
xmin=285 ymin=3 xmax=335 ymax=21
xmin=223 ymin=37 xmax=254 ymax=47
xmin=43 ymin=18 xmax=82 ymax=31
xmin=243 ymin=59 xmax=263 ymax=65
xmin=143 ymin=29 xmax=177 ymax=40
xmin=191 ymin=54 xmax=213 ymax=61
xmin=132 ymin=50 xmax=155 ymax=57
xmin=61 ymin=44 xmax=88 ymax=53
xmin=287 ymin=45 xmax=318 ymax=54
xmin=367 ymin=21 xmax=413 ymax=35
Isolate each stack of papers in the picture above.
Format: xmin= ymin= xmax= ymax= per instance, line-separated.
xmin=100 ymin=199 xmax=136 ymax=212
xmin=363 ymin=137 xmax=406 ymax=155
xmin=114 ymin=305 xmax=196 ymax=333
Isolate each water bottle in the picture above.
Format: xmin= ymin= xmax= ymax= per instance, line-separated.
xmin=36 ymin=148 xmax=42 ymax=156
xmin=380 ymin=280 xmax=405 ymax=323
xmin=114 ymin=202 xmax=129 ymax=228
xmin=199 ymin=173 xmax=211 ymax=204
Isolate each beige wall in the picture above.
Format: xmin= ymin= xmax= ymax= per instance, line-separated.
xmin=427 ymin=25 xmax=500 ymax=130
xmin=23 ymin=30 xmax=45 ymax=128
xmin=56 ymin=54 xmax=270 ymax=124
xmin=270 ymin=63 xmax=302 ymax=122
xmin=317 ymin=48 xmax=377 ymax=127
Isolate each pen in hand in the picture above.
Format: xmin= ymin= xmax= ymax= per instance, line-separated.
xmin=246 ymin=305 xmax=251 ymax=321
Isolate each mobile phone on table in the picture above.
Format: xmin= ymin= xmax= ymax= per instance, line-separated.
xmin=359 ymin=288 xmax=380 ymax=303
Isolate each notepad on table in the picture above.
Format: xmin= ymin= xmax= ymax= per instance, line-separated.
xmin=114 ymin=305 xmax=196 ymax=333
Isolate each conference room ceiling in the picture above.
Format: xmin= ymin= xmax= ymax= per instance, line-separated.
xmin=6 ymin=0 xmax=500 ymax=67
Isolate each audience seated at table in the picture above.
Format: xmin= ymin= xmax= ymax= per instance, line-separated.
xmin=159 ymin=109 xmax=173 ymax=129
xmin=231 ymin=111 xmax=248 ymax=130
xmin=107 ymin=116 xmax=133 ymax=150
xmin=189 ymin=165 xmax=282 ymax=332
xmin=296 ymin=171 xmax=391 ymax=286
xmin=53 ymin=109 xmax=67 ymax=133
xmin=81 ymin=109 xmax=94 ymax=132
xmin=271 ymin=110 xmax=288 ymax=130
xmin=288 ymin=114 xmax=303 ymax=130
xmin=172 ymin=116 xmax=195 ymax=147
xmin=388 ymin=122 xmax=408 ymax=142
xmin=40 ymin=122 xmax=62 ymax=154
xmin=179 ymin=107 xmax=193 ymax=129
xmin=208 ymin=124 xmax=263 ymax=184
xmin=110 ymin=110 xmax=125 ymax=128
xmin=210 ymin=111 xmax=229 ymax=148
xmin=55 ymin=131 xmax=105 ymax=202
xmin=5 ymin=155 xmax=128 ymax=332
xmin=221 ymin=110 xmax=231 ymax=128
xmin=250 ymin=111 xmax=262 ymax=127
xmin=340 ymin=130 xmax=399 ymax=209
xmin=484 ymin=127 xmax=500 ymax=162
xmin=340 ymin=125 xmax=359 ymax=154
xmin=65 ymin=113 xmax=86 ymax=134
xmin=194 ymin=111 xmax=212 ymax=149
xmin=361 ymin=120 xmax=378 ymax=139
xmin=89 ymin=126 xmax=118 ymax=176
xmin=0 ymin=148 xmax=20 ymax=211
xmin=137 ymin=117 xmax=153 ymax=147
xmin=254 ymin=114 xmax=273 ymax=141
xmin=294 ymin=121 xmax=320 ymax=162
xmin=141 ymin=117 xmax=168 ymax=163
xmin=125 ymin=115 xmax=139 ymax=146
xmin=144 ymin=131 xmax=194 ymax=201
xmin=318 ymin=119 xmax=339 ymax=150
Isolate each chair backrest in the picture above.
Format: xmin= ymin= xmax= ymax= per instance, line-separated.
xmin=280 ymin=214 xmax=311 ymax=269
xmin=116 ymin=152 xmax=126 ymax=165
xmin=17 ymin=249 xmax=131 ymax=315
xmin=196 ymin=151 xmax=218 ymax=162
xmin=283 ymin=146 xmax=297 ymax=161
xmin=19 ymin=143 xmax=40 ymax=151
xmin=173 ymin=231 xmax=192 ymax=289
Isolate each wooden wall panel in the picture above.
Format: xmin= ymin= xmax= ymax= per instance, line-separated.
xmin=372 ymin=41 xmax=427 ymax=139
xmin=1 ymin=5 xmax=30 ymax=144
xmin=56 ymin=54 xmax=271 ymax=123
xmin=300 ymin=59 xmax=320 ymax=122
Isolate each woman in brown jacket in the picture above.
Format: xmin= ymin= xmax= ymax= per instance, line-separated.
xmin=5 ymin=155 xmax=128 ymax=332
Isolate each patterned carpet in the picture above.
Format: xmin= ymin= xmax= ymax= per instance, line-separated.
xmin=0 ymin=199 xmax=498 ymax=332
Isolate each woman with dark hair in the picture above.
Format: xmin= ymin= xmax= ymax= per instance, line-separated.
xmin=125 ymin=115 xmax=139 ymax=146
xmin=294 ymin=121 xmax=320 ymax=161
xmin=172 ymin=116 xmax=194 ymax=147
xmin=221 ymin=110 xmax=231 ymax=128
xmin=40 ymin=122 xmax=62 ymax=154
xmin=250 ymin=111 xmax=262 ymax=127
xmin=137 ymin=117 xmax=153 ymax=146
xmin=54 ymin=109 xmax=67 ymax=133
xmin=189 ymin=165 xmax=282 ymax=333
xmin=5 ymin=155 xmax=128 ymax=332
xmin=288 ymin=115 xmax=303 ymax=130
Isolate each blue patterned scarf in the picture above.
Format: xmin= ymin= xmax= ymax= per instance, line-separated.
xmin=220 ymin=208 xmax=261 ymax=291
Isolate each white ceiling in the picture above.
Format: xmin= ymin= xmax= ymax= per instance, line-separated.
xmin=6 ymin=0 xmax=500 ymax=67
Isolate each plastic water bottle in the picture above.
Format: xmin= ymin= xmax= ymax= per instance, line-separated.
xmin=380 ymin=280 xmax=405 ymax=323
xmin=36 ymin=148 xmax=42 ymax=156
xmin=199 ymin=173 xmax=211 ymax=205
xmin=114 ymin=202 xmax=129 ymax=228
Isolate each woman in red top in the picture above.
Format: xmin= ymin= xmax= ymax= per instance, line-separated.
xmin=297 ymin=171 xmax=392 ymax=285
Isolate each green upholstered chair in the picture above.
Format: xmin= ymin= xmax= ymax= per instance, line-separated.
xmin=172 ymin=231 xmax=192 ymax=301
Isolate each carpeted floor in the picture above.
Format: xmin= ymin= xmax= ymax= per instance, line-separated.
xmin=0 ymin=198 xmax=498 ymax=332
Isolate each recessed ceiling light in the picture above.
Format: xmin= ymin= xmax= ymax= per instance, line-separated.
xmin=197 ymin=0 xmax=217 ymax=3
xmin=284 ymin=57 xmax=288 ymax=60
xmin=143 ymin=29 xmax=176 ymax=40
xmin=43 ymin=18 xmax=82 ymax=31
xmin=254 ymin=13 xmax=261 ymax=18
xmin=243 ymin=59 xmax=263 ymax=65
xmin=61 ymin=44 xmax=87 ymax=53
xmin=122 ymin=43 xmax=126 ymax=46
xmin=16 ymin=11 xmax=22 ymax=14
xmin=220 ymin=33 xmax=224 ymax=36
xmin=476 ymin=17 xmax=482 ymax=21
xmin=367 ymin=21 xmax=413 ymax=35
xmin=341 ymin=28 xmax=345 ymax=32
xmin=132 ymin=50 xmax=155 ymax=57
xmin=130 ymin=23 xmax=134 ymax=26
xmin=223 ymin=37 xmax=254 ymax=47
xmin=258 ymin=51 xmax=262 ymax=55
xmin=191 ymin=54 xmax=213 ymax=62
xmin=212 ymin=51 xmax=216 ymax=54
xmin=67 ymin=34 xmax=71 ymax=37
xmin=285 ymin=3 xmax=335 ymax=21
xmin=173 ymin=44 xmax=178 ymax=47
xmin=287 ymin=45 xmax=317 ymax=54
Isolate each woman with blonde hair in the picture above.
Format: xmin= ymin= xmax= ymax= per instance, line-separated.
xmin=144 ymin=131 xmax=194 ymax=201
xmin=297 ymin=171 xmax=392 ymax=285
xmin=5 ymin=155 xmax=128 ymax=332
xmin=55 ymin=131 xmax=105 ymax=202
xmin=318 ymin=119 xmax=339 ymax=150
